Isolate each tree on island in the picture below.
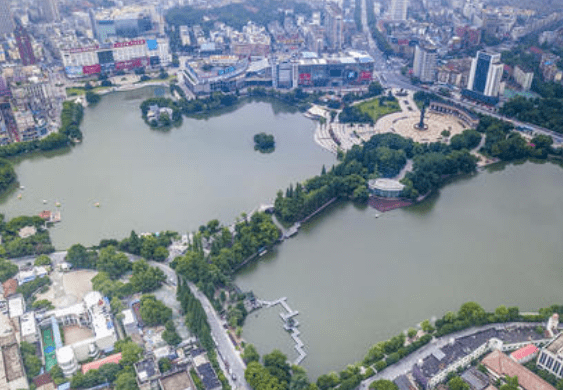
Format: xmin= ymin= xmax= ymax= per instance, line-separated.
xmin=254 ymin=132 xmax=276 ymax=153
xmin=85 ymin=91 xmax=101 ymax=105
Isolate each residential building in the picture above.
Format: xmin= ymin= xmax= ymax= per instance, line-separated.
xmin=461 ymin=367 xmax=490 ymax=390
xmin=413 ymin=42 xmax=438 ymax=83
xmin=20 ymin=312 xmax=39 ymax=343
xmin=325 ymin=5 xmax=343 ymax=51
xmin=389 ymin=0 xmax=409 ymax=21
xmin=0 ymin=0 xmax=13 ymax=36
xmin=8 ymin=294 xmax=25 ymax=318
xmin=537 ymin=333 xmax=563 ymax=379
xmin=134 ymin=358 xmax=160 ymax=390
xmin=467 ymin=51 xmax=503 ymax=97
xmin=483 ymin=350 xmax=556 ymax=390
xmin=14 ymin=24 xmax=36 ymax=66
xmin=40 ymin=0 xmax=60 ymax=22
xmin=513 ymin=65 xmax=534 ymax=91
xmin=0 ymin=312 xmax=28 ymax=390
xmin=413 ymin=326 xmax=551 ymax=389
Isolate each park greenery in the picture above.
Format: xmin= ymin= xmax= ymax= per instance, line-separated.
xmin=0 ymin=258 xmax=17 ymax=282
xmin=500 ymin=96 xmax=563 ymax=134
xmin=90 ymin=259 xmax=166 ymax=299
xmin=0 ymin=215 xmax=55 ymax=258
xmin=0 ymin=158 xmax=16 ymax=195
xmin=139 ymin=294 xmax=172 ymax=326
xmin=139 ymin=97 xmax=183 ymax=128
xmin=85 ymin=91 xmax=101 ymax=105
xmin=172 ymin=212 xmax=280 ymax=299
xmin=274 ymin=132 xmax=478 ymax=223
xmin=245 ymin=349 xmax=318 ymax=390
xmin=356 ymin=94 xmax=401 ymax=123
xmin=254 ymin=133 xmax=276 ymax=153
xmin=20 ymin=341 xmax=42 ymax=379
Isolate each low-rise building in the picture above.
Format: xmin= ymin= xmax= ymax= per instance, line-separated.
xmin=0 ymin=312 xmax=28 ymax=390
xmin=20 ymin=312 xmax=39 ymax=343
xmin=537 ymin=333 xmax=563 ymax=379
xmin=510 ymin=344 xmax=539 ymax=364
xmin=134 ymin=357 xmax=160 ymax=390
xmin=8 ymin=294 xmax=25 ymax=318
xmin=368 ymin=179 xmax=404 ymax=198
xmin=483 ymin=350 xmax=555 ymax=390
xmin=513 ymin=66 xmax=534 ymax=91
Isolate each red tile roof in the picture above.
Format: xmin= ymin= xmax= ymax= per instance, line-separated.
xmin=2 ymin=279 xmax=17 ymax=298
xmin=39 ymin=211 xmax=52 ymax=220
xmin=483 ymin=350 xmax=555 ymax=390
xmin=511 ymin=344 xmax=539 ymax=361
xmin=33 ymin=373 xmax=53 ymax=388
xmin=81 ymin=353 xmax=122 ymax=374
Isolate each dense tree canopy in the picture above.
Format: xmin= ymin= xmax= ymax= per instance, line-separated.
xmin=139 ymin=294 xmax=173 ymax=326
xmin=96 ymin=246 xmax=131 ymax=279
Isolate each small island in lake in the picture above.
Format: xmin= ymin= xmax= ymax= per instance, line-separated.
xmin=254 ymin=132 xmax=276 ymax=153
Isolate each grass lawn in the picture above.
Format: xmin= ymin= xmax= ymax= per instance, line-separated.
xmin=357 ymin=97 xmax=401 ymax=122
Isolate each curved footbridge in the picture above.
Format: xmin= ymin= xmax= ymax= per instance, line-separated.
xmin=257 ymin=297 xmax=307 ymax=365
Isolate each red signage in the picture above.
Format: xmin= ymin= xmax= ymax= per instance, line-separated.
xmin=113 ymin=39 xmax=146 ymax=49
xmin=69 ymin=45 xmax=100 ymax=54
xmin=299 ymin=73 xmax=312 ymax=85
xmin=397 ymin=39 xmax=409 ymax=45
xmin=359 ymin=71 xmax=372 ymax=81
xmin=115 ymin=57 xmax=149 ymax=70
xmin=82 ymin=64 xmax=101 ymax=75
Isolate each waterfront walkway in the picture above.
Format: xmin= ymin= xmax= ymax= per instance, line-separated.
xmin=258 ymin=297 xmax=307 ymax=365
xmin=359 ymin=321 xmax=543 ymax=390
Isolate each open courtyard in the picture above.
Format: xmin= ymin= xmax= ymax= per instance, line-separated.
xmin=314 ymin=89 xmax=470 ymax=153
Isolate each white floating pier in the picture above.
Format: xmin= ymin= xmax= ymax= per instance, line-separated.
xmin=258 ymin=297 xmax=307 ymax=365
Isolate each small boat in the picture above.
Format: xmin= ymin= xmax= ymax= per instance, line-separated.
xmin=55 ymin=202 xmax=61 ymax=207
xmin=43 ymin=200 xmax=47 ymax=204
xmin=94 ymin=202 xmax=100 ymax=208
xmin=17 ymin=193 xmax=22 ymax=199
xmin=20 ymin=185 xmax=25 ymax=190
xmin=375 ymin=214 xmax=380 ymax=218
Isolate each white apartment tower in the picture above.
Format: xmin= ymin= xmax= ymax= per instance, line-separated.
xmin=389 ymin=0 xmax=408 ymax=21
xmin=413 ymin=43 xmax=438 ymax=83
xmin=467 ymin=51 xmax=503 ymax=97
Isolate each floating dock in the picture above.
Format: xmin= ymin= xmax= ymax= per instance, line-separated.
xmin=258 ymin=297 xmax=307 ymax=365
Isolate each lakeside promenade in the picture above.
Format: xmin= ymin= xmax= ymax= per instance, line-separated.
xmin=360 ymin=321 xmax=543 ymax=390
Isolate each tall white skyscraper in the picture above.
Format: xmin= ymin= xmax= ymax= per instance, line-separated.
xmin=413 ymin=43 xmax=437 ymax=83
xmin=41 ymin=0 xmax=60 ymax=22
xmin=389 ymin=0 xmax=408 ymax=21
xmin=467 ymin=51 xmax=504 ymax=97
xmin=0 ymin=0 xmax=14 ymax=36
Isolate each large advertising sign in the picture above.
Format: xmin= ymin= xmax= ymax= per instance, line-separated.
xmin=65 ymin=66 xmax=84 ymax=77
xmin=115 ymin=57 xmax=149 ymax=70
xmin=113 ymin=39 xmax=146 ymax=49
xmin=82 ymin=64 xmax=101 ymax=75
xmin=299 ymin=73 xmax=312 ymax=85
xmin=68 ymin=45 xmax=99 ymax=54
xmin=359 ymin=71 xmax=372 ymax=81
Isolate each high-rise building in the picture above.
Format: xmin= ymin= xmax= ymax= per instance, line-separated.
xmin=413 ymin=43 xmax=437 ymax=83
xmin=467 ymin=51 xmax=503 ymax=97
xmin=0 ymin=0 xmax=14 ymax=35
xmin=389 ymin=0 xmax=408 ymax=21
xmin=325 ymin=5 xmax=343 ymax=51
xmin=15 ymin=23 xmax=36 ymax=66
xmin=40 ymin=0 xmax=60 ymax=22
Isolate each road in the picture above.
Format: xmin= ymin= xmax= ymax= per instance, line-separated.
xmin=187 ymin=281 xmax=250 ymax=390
xmin=149 ymin=261 xmax=249 ymax=390
xmin=359 ymin=321 xmax=542 ymax=389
